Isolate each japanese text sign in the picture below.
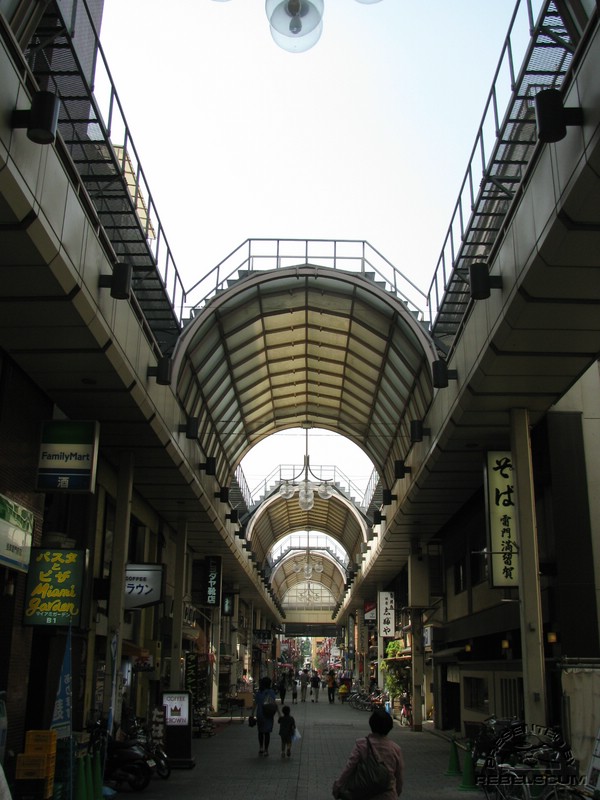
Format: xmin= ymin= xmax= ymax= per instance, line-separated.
xmin=124 ymin=563 xmax=164 ymax=610
xmin=378 ymin=591 xmax=395 ymax=638
xmin=37 ymin=420 xmax=99 ymax=493
xmin=23 ymin=548 xmax=85 ymax=626
xmin=486 ymin=451 xmax=519 ymax=587
xmin=204 ymin=556 xmax=222 ymax=607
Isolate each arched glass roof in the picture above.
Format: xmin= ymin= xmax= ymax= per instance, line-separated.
xmin=172 ymin=263 xmax=437 ymax=491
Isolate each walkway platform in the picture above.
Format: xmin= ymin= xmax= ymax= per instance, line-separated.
xmin=142 ymin=699 xmax=480 ymax=800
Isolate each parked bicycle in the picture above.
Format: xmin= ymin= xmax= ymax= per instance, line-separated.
xmin=474 ymin=721 xmax=578 ymax=800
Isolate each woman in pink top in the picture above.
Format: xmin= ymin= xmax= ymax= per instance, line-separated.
xmin=332 ymin=709 xmax=404 ymax=799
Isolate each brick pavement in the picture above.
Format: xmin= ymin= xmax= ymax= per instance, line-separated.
xmin=136 ymin=698 xmax=483 ymax=800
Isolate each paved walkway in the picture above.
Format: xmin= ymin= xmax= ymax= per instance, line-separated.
xmin=139 ymin=700 xmax=481 ymax=800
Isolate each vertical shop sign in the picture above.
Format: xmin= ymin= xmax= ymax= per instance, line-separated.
xmin=36 ymin=420 xmax=99 ymax=492
xmin=205 ymin=555 xmax=222 ymax=607
xmin=378 ymin=591 xmax=395 ymax=638
xmin=485 ymin=451 xmax=519 ymax=587
xmin=364 ymin=599 xmax=376 ymax=622
xmin=23 ymin=548 xmax=85 ymax=626
xmin=0 ymin=493 xmax=33 ymax=572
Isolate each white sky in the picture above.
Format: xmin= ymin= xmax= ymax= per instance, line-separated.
xmin=98 ymin=0 xmax=519 ymax=496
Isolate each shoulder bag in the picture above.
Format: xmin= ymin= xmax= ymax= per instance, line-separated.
xmin=339 ymin=736 xmax=392 ymax=800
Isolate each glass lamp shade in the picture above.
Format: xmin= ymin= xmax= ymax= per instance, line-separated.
xmin=298 ymin=484 xmax=315 ymax=511
xmin=317 ymin=482 xmax=333 ymax=500
xmin=269 ymin=20 xmax=322 ymax=51
xmin=313 ymin=561 xmax=324 ymax=574
xmin=266 ymin=0 xmax=324 ymax=37
xmin=292 ymin=560 xmax=302 ymax=573
xmin=298 ymin=480 xmax=313 ymax=499
xmin=279 ymin=481 xmax=296 ymax=500
xmin=355 ymin=0 xmax=383 ymax=3
xmin=303 ymin=563 xmax=313 ymax=579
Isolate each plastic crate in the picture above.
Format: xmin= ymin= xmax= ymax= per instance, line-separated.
xmin=16 ymin=754 xmax=49 ymax=780
xmin=25 ymin=731 xmax=57 ymax=755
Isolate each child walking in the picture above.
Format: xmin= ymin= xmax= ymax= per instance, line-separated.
xmin=278 ymin=705 xmax=296 ymax=758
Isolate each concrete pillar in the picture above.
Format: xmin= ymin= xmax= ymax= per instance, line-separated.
xmin=510 ymin=408 xmax=547 ymax=725
xmin=103 ymin=452 xmax=134 ymax=728
xmin=169 ymin=519 xmax=187 ymax=690
xmin=376 ymin=584 xmax=384 ymax=689
xmin=408 ymin=547 xmax=428 ymax=731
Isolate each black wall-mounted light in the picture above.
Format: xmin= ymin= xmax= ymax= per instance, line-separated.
xmin=215 ymin=487 xmax=230 ymax=503
xmin=12 ymin=91 xmax=60 ymax=144
xmin=534 ymin=88 xmax=583 ymax=143
xmin=178 ymin=416 xmax=199 ymax=440
xmin=198 ymin=456 xmax=216 ymax=476
xmin=394 ymin=460 xmax=412 ymax=479
xmin=469 ymin=262 xmax=503 ymax=301
xmin=382 ymin=489 xmax=397 ymax=505
xmin=432 ymin=359 xmax=457 ymax=389
xmin=410 ymin=420 xmax=431 ymax=444
xmin=147 ymin=356 xmax=172 ymax=385
xmin=226 ymin=509 xmax=239 ymax=523
xmin=98 ymin=262 xmax=132 ymax=300
xmin=373 ymin=510 xmax=386 ymax=526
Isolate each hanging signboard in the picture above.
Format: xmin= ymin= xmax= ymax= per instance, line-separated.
xmin=364 ymin=599 xmax=376 ymax=621
xmin=0 ymin=493 xmax=33 ymax=573
xmin=204 ymin=556 xmax=222 ymax=607
xmin=23 ymin=548 xmax=85 ymax=626
xmin=36 ymin=420 xmax=99 ymax=492
xmin=485 ymin=451 xmax=519 ymax=587
xmin=378 ymin=591 xmax=395 ymax=638
xmin=191 ymin=555 xmax=222 ymax=608
xmin=124 ymin=563 xmax=164 ymax=610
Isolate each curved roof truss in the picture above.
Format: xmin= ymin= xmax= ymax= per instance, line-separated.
xmin=173 ymin=265 xmax=438 ymax=490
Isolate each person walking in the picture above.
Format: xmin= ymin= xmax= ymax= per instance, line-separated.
xmin=332 ymin=708 xmax=404 ymax=799
xmin=299 ymin=669 xmax=309 ymax=702
xmin=291 ymin=677 xmax=298 ymax=704
xmin=278 ymin=704 xmax=296 ymax=758
xmin=278 ymin=673 xmax=287 ymax=704
xmin=251 ymin=676 xmax=280 ymax=757
xmin=310 ymin=671 xmax=320 ymax=702
xmin=327 ymin=670 xmax=337 ymax=704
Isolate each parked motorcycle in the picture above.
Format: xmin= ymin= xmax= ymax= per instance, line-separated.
xmin=120 ymin=715 xmax=171 ymax=779
xmin=88 ymin=721 xmax=155 ymax=791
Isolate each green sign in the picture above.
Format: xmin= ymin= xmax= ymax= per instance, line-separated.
xmin=23 ymin=548 xmax=85 ymax=626
xmin=0 ymin=493 xmax=33 ymax=573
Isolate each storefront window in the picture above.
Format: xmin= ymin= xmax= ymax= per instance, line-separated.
xmin=464 ymin=676 xmax=489 ymax=713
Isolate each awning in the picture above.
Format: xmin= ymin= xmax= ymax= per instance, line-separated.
xmin=431 ymin=647 xmax=466 ymax=660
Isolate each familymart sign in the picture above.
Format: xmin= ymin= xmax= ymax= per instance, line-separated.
xmin=37 ymin=420 xmax=99 ymax=492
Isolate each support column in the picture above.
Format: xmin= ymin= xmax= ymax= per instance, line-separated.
xmin=510 ymin=408 xmax=547 ymax=726
xmin=408 ymin=546 xmax=428 ymax=731
xmin=104 ymin=452 xmax=134 ymax=729
xmin=376 ymin=584 xmax=384 ymax=690
xmin=211 ymin=607 xmax=221 ymax=710
xmin=169 ymin=519 xmax=187 ymax=690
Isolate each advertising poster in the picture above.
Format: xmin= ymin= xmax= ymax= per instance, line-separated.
xmin=23 ymin=548 xmax=85 ymax=626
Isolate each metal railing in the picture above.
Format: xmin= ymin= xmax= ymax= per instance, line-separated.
xmin=425 ymin=0 xmax=577 ymax=346
xmin=248 ymin=461 xmax=369 ymax=510
xmin=182 ymin=239 xmax=427 ymax=322
xmin=25 ymin=0 xmax=186 ymax=354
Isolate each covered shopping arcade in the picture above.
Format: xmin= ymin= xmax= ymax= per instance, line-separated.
xmin=0 ymin=0 xmax=599 ymax=777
